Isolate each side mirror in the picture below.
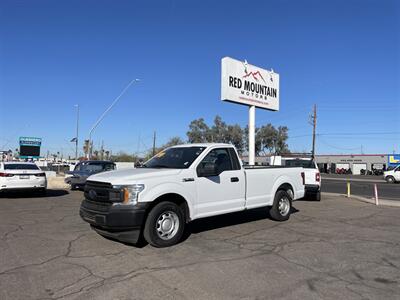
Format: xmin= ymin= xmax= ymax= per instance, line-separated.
xmin=197 ymin=162 xmax=219 ymax=177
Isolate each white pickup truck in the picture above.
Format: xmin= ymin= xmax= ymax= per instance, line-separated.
xmin=80 ymin=143 xmax=305 ymax=247
xmin=284 ymin=158 xmax=321 ymax=201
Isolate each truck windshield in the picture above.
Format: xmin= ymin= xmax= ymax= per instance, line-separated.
xmin=144 ymin=147 xmax=206 ymax=169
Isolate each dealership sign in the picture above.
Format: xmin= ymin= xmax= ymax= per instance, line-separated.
xmin=19 ymin=137 xmax=42 ymax=147
xmin=221 ymin=57 xmax=279 ymax=111
xmin=19 ymin=137 xmax=42 ymax=158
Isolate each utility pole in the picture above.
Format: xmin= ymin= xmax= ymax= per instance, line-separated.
xmin=74 ymin=104 xmax=79 ymax=160
xmin=310 ymin=104 xmax=317 ymax=159
xmin=152 ymin=131 xmax=156 ymax=156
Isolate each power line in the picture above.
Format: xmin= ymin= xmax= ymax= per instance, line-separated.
xmin=289 ymin=131 xmax=400 ymax=139
xmin=318 ymin=131 xmax=400 ymax=136
xmin=318 ymin=137 xmax=360 ymax=151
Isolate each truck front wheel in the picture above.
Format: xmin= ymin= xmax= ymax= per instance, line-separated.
xmin=143 ymin=201 xmax=185 ymax=248
xmin=269 ymin=190 xmax=292 ymax=221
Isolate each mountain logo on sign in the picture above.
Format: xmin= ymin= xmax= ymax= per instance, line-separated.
xmin=242 ymin=60 xmax=270 ymax=83
xmin=242 ymin=60 xmax=266 ymax=83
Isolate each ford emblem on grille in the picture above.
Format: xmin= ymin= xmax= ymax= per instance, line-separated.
xmin=88 ymin=189 xmax=97 ymax=200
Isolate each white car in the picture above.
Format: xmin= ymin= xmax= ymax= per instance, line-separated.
xmin=0 ymin=162 xmax=47 ymax=194
xmin=80 ymin=143 xmax=305 ymax=247
xmin=384 ymin=165 xmax=400 ymax=183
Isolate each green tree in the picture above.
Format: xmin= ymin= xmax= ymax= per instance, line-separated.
xmin=256 ymin=123 xmax=277 ymax=154
xmin=111 ymin=152 xmax=138 ymax=162
xmin=187 ymin=118 xmax=211 ymax=143
xmin=275 ymin=126 xmax=290 ymax=154
xmin=163 ymin=136 xmax=185 ymax=148
xmin=210 ymin=115 xmax=227 ymax=143
xmin=186 ymin=116 xmax=290 ymax=155
xmin=226 ymin=124 xmax=244 ymax=153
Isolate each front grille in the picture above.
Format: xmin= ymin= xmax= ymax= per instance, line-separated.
xmin=84 ymin=181 xmax=122 ymax=204
xmin=81 ymin=199 xmax=111 ymax=212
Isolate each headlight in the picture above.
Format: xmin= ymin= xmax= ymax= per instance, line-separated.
xmin=113 ymin=184 xmax=145 ymax=205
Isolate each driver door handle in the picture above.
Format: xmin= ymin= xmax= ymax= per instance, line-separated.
xmin=231 ymin=177 xmax=239 ymax=182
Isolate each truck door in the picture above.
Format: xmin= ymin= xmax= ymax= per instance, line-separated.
xmin=195 ymin=148 xmax=245 ymax=218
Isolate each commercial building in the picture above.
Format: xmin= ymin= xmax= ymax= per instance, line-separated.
xmin=316 ymin=154 xmax=390 ymax=174
xmin=241 ymin=154 xmax=400 ymax=175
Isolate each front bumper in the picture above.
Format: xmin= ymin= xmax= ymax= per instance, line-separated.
xmin=80 ymin=199 xmax=149 ymax=244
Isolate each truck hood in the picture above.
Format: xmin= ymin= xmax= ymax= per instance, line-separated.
xmin=88 ymin=168 xmax=183 ymax=185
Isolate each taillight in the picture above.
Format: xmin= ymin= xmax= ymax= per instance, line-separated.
xmin=35 ymin=173 xmax=46 ymax=177
xmin=0 ymin=172 xmax=14 ymax=177
xmin=301 ymin=172 xmax=305 ymax=185
xmin=316 ymin=172 xmax=320 ymax=182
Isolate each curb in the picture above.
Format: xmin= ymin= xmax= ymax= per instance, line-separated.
xmin=322 ymin=192 xmax=400 ymax=208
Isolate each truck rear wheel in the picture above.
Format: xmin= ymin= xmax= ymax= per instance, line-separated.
xmin=269 ymin=190 xmax=292 ymax=221
xmin=143 ymin=201 xmax=185 ymax=248
xmin=312 ymin=191 xmax=321 ymax=201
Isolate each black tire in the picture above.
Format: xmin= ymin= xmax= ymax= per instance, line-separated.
xmin=312 ymin=191 xmax=321 ymax=201
xmin=269 ymin=190 xmax=292 ymax=221
xmin=143 ymin=201 xmax=185 ymax=248
xmin=386 ymin=176 xmax=395 ymax=184
xmin=70 ymin=184 xmax=77 ymax=191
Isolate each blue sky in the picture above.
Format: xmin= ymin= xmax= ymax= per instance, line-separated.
xmin=1 ymin=0 xmax=399 ymax=157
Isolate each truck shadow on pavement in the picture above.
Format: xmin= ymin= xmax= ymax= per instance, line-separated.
xmin=296 ymin=196 xmax=321 ymax=202
xmin=0 ymin=189 xmax=69 ymax=198
xmin=187 ymin=206 xmax=300 ymax=236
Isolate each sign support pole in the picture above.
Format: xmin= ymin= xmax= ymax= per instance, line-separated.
xmin=249 ymin=105 xmax=256 ymax=165
xmin=221 ymin=57 xmax=279 ymax=166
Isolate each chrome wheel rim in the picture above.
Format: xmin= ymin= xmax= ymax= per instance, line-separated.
xmin=156 ymin=211 xmax=180 ymax=240
xmin=278 ymin=197 xmax=290 ymax=216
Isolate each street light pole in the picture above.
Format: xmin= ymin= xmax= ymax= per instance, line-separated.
xmin=87 ymin=78 xmax=140 ymax=159
xmin=74 ymin=104 xmax=79 ymax=160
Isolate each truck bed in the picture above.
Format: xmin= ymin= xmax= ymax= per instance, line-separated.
xmin=244 ymin=165 xmax=299 ymax=169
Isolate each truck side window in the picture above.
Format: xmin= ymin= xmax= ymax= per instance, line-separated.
xmin=228 ymin=148 xmax=241 ymax=170
xmin=200 ymin=148 xmax=233 ymax=174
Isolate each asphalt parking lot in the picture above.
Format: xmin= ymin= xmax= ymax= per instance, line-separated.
xmin=1 ymin=190 xmax=400 ymax=300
